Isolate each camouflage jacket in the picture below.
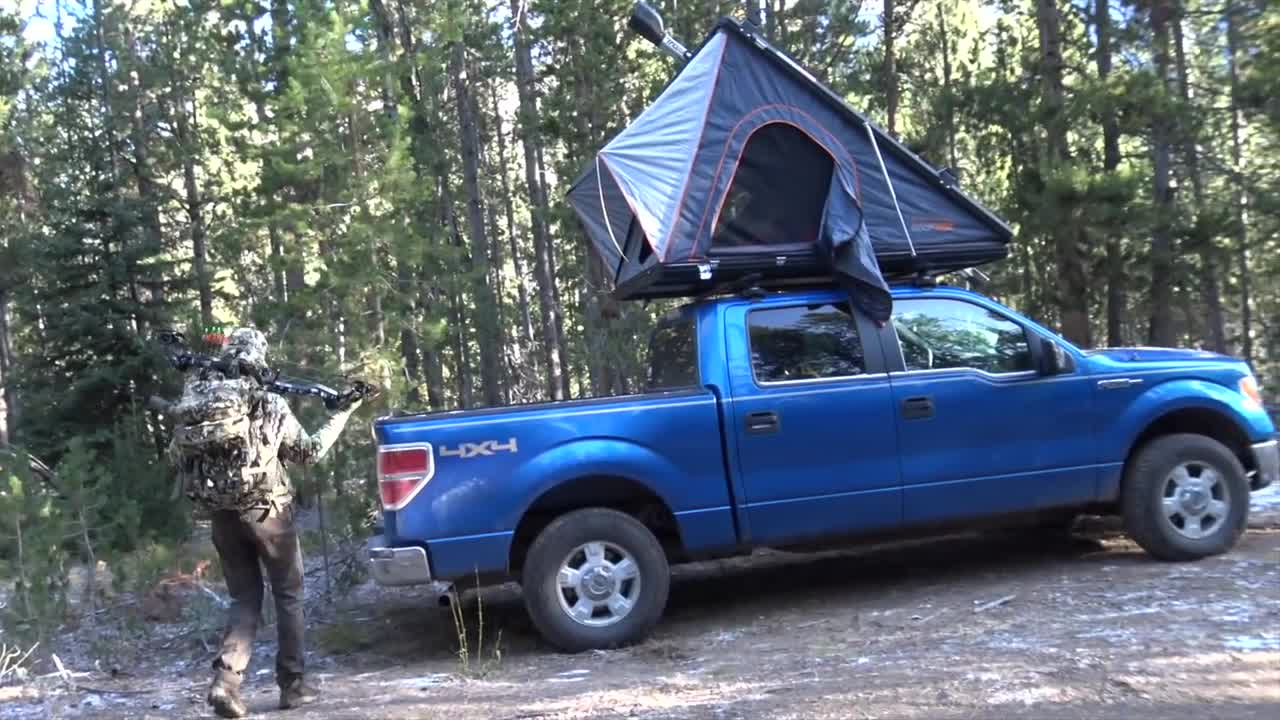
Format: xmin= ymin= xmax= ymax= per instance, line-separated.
xmin=167 ymin=387 xmax=356 ymax=514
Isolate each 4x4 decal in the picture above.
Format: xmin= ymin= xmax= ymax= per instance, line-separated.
xmin=439 ymin=438 xmax=518 ymax=459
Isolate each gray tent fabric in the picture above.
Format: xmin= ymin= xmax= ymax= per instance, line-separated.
xmin=820 ymin=173 xmax=892 ymax=325
xmin=568 ymin=17 xmax=1013 ymax=322
xmin=595 ymin=32 xmax=728 ymax=256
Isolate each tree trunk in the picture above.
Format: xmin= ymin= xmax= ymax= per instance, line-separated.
xmin=91 ymin=0 xmax=117 ymax=178
xmin=745 ymin=0 xmax=763 ymax=28
xmin=175 ymin=85 xmax=213 ymax=328
xmin=450 ymin=293 xmax=474 ymax=409
xmin=1147 ymin=0 xmax=1176 ymax=347
xmin=1095 ymin=0 xmax=1125 ymax=347
xmin=285 ymin=248 xmax=307 ymax=299
xmin=420 ymin=267 xmax=447 ymax=409
xmin=1036 ymin=0 xmax=1091 ymax=347
xmin=492 ymin=85 xmax=535 ymax=353
xmin=1225 ymin=2 xmax=1252 ymax=365
xmin=397 ymin=256 xmax=422 ymax=404
xmin=1171 ymin=12 xmax=1226 ymax=353
xmin=370 ymin=0 xmax=439 ymax=404
xmin=0 ymin=287 xmax=11 ymax=447
xmin=118 ymin=42 xmax=151 ymax=335
xmin=883 ymin=0 xmax=899 ymax=136
xmin=450 ymin=42 xmax=503 ymax=407
xmin=479 ymin=113 xmax=511 ymax=404
xmin=270 ymin=225 xmax=287 ymax=305
xmin=349 ymin=111 xmax=386 ymax=347
xmin=511 ymin=0 xmax=567 ymax=400
xmin=937 ymin=3 xmax=957 ymax=171
xmin=534 ymin=141 xmax=573 ymax=399
xmin=485 ymin=200 xmax=512 ymax=403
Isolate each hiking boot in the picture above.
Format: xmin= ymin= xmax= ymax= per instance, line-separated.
xmin=278 ymin=677 xmax=319 ymax=710
xmin=207 ymin=679 xmax=248 ymax=719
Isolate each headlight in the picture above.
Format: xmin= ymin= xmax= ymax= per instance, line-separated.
xmin=1239 ymin=375 xmax=1263 ymax=409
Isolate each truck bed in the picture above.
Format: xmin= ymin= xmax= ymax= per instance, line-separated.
xmin=373 ymin=387 xmax=739 ymax=581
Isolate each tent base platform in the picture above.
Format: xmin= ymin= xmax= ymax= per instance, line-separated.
xmin=613 ymin=250 xmax=1003 ymax=302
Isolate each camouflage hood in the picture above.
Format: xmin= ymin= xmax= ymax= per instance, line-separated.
xmin=223 ymin=327 xmax=268 ymax=368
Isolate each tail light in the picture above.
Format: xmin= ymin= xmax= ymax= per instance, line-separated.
xmin=377 ymin=443 xmax=435 ymax=510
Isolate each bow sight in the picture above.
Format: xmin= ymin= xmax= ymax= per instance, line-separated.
xmin=155 ymin=329 xmax=379 ymax=411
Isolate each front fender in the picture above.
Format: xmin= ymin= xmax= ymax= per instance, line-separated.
xmin=1101 ymin=378 xmax=1270 ymax=463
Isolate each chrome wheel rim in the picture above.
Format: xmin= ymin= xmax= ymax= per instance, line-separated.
xmin=555 ymin=541 xmax=641 ymax=628
xmin=1161 ymin=461 xmax=1231 ymax=540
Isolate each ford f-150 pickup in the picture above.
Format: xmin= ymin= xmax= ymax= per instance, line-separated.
xmin=367 ymin=283 xmax=1278 ymax=652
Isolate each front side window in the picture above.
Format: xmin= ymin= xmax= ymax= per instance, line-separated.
xmin=892 ymin=298 xmax=1033 ymax=374
xmin=647 ymin=318 xmax=699 ymax=390
xmin=748 ymin=304 xmax=865 ymax=383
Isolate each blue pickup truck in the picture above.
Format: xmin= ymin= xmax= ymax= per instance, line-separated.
xmin=368 ymin=283 xmax=1278 ymax=652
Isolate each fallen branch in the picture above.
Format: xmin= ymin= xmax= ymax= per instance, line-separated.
xmin=66 ymin=684 xmax=157 ymax=697
xmin=51 ymin=653 xmax=72 ymax=686
xmin=973 ymin=594 xmax=1017 ymax=613
xmin=50 ymin=653 xmax=160 ymax=696
xmin=196 ymin=583 xmax=230 ymax=609
xmin=0 ymin=641 xmax=39 ymax=684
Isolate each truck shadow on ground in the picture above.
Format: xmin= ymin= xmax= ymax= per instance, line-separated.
xmin=333 ymin=527 xmax=1119 ymax=668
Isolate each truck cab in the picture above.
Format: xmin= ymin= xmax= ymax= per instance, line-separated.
xmin=368 ymin=283 xmax=1278 ymax=652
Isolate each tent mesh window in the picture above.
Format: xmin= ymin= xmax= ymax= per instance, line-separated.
xmin=709 ymin=122 xmax=834 ymax=256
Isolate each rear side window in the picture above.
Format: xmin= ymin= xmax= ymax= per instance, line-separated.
xmin=748 ymin=304 xmax=865 ymax=383
xmin=647 ymin=318 xmax=699 ymax=390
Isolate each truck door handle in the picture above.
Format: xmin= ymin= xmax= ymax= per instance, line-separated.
xmin=901 ymin=396 xmax=935 ymax=420
xmin=1097 ymin=378 xmax=1143 ymax=390
xmin=745 ymin=411 xmax=780 ymax=434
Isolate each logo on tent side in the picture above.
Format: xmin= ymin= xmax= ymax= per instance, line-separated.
xmin=911 ymin=217 xmax=956 ymax=232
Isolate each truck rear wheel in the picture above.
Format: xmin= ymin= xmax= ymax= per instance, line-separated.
xmin=521 ymin=508 xmax=670 ymax=653
xmin=1122 ymin=433 xmax=1248 ymax=561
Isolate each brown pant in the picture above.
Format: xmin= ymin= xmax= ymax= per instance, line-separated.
xmin=210 ymin=506 xmax=305 ymax=688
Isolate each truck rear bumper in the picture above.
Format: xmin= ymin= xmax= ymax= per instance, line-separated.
xmin=1250 ymin=439 xmax=1277 ymax=491
xmin=367 ymin=536 xmax=433 ymax=586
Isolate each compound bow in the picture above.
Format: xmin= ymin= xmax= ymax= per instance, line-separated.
xmin=155 ymin=329 xmax=379 ymax=411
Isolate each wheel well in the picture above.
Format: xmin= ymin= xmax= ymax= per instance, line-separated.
xmin=1128 ymin=407 xmax=1255 ymax=475
xmin=508 ymin=476 xmax=684 ymax=575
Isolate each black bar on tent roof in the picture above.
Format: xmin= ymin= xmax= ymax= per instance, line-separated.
xmin=696 ymin=17 xmax=1014 ymax=242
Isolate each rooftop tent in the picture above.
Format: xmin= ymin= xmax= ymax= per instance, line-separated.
xmin=567 ymin=14 xmax=1014 ymax=323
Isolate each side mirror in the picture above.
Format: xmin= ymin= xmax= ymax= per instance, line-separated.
xmin=1039 ymin=337 xmax=1072 ymax=376
xmin=628 ymin=2 xmax=693 ymax=62
xmin=628 ymin=2 xmax=667 ymax=47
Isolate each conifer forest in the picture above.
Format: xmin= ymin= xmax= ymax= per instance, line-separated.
xmin=0 ymin=0 xmax=1278 ymax=639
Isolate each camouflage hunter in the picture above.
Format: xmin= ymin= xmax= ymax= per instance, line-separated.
xmin=167 ymin=328 xmax=360 ymax=514
xmin=159 ymin=327 xmax=363 ymax=718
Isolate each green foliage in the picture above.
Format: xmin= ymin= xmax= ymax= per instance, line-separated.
xmin=0 ymin=450 xmax=71 ymax=643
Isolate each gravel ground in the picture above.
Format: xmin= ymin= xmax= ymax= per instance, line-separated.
xmin=3 ymin=486 xmax=1278 ymax=720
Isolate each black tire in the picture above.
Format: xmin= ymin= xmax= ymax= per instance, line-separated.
xmin=1122 ymin=433 xmax=1249 ymax=561
xmin=521 ymin=508 xmax=670 ymax=653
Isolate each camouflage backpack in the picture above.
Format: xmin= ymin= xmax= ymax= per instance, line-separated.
xmin=170 ymin=372 xmax=277 ymax=511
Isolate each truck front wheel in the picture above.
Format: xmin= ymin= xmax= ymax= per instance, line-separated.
xmin=522 ymin=508 xmax=670 ymax=652
xmin=1122 ymin=433 xmax=1249 ymax=561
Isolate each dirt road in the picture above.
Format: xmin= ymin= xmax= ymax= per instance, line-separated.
xmin=6 ymin=492 xmax=1279 ymax=719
